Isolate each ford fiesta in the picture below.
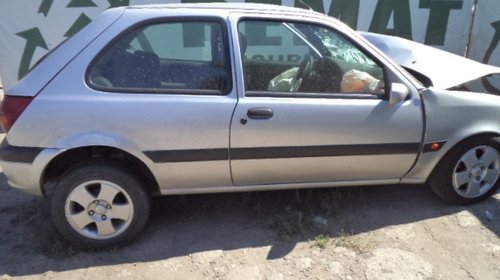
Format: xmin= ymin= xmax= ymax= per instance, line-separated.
xmin=1 ymin=3 xmax=499 ymax=248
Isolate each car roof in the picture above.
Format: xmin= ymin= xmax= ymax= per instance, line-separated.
xmin=116 ymin=3 xmax=343 ymax=32
xmin=122 ymin=3 xmax=323 ymax=17
xmin=126 ymin=3 xmax=313 ymax=12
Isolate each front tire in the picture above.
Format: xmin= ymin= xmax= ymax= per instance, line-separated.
xmin=429 ymin=137 xmax=500 ymax=204
xmin=50 ymin=163 xmax=150 ymax=248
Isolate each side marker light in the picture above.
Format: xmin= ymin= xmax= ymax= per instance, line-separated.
xmin=431 ymin=143 xmax=440 ymax=151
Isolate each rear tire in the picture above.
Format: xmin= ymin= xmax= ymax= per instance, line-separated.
xmin=50 ymin=163 xmax=150 ymax=248
xmin=429 ymin=136 xmax=500 ymax=204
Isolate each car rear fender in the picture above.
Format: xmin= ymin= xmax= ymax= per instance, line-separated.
xmin=40 ymin=131 xmax=160 ymax=193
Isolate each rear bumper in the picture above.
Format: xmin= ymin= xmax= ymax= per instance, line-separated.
xmin=0 ymin=139 xmax=62 ymax=196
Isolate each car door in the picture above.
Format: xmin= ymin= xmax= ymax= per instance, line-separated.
xmin=229 ymin=18 xmax=423 ymax=186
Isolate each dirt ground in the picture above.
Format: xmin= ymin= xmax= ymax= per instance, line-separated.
xmin=0 ymin=137 xmax=498 ymax=279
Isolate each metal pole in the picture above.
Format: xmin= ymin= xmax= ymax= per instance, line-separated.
xmin=465 ymin=0 xmax=479 ymax=58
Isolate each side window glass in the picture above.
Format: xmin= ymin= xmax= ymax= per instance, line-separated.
xmin=88 ymin=21 xmax=230 ymax=94
xmin=238 ymin=20 xmax=309 ymax=92
xmin=238 ymin=20 xmax=385 ymax=95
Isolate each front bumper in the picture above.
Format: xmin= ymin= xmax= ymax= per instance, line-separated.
xmin=0 ymin=139 xmax=62 ymax=196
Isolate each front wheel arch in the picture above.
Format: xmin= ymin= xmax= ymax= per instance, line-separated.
xmin=428 ymin=134 xmax=500 ymax=204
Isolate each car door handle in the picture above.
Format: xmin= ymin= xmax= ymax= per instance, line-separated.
xmin=247 ymin=107 xmax=273 ymax=119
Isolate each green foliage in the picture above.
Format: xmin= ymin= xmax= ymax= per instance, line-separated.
xmin=313 ymin=234 xmax=330 ymax=249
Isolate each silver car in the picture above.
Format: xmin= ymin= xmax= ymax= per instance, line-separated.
xmin=1 ymin=3 xmax=499 ymax=248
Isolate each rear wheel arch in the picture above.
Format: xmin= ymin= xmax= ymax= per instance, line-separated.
xmin=41 ymin=146 xmax=160 ymax=197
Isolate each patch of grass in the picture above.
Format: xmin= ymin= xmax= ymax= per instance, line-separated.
xmin=154 ymin=187 xmax=364 ymax=243
xmin=335 ymin=228 xmax=354 ymax=248
xmin=333 ymin=227 xmax=373 ymax=253
xmin=267 ymin=209 xmax=308 ymax=242
xmin=247 ymin=188 xmax=364 ymax=242
xmin=313 ymin=234 xmax=330 ymax=249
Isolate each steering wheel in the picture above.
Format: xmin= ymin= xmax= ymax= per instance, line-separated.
xmin=290 ymin=54 xmax=314 ymax=92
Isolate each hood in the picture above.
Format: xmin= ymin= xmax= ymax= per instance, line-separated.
xmin=360 ymin=32 xmax=500 ymax=90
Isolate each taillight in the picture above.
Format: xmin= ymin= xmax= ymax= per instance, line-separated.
xmin=0 ymin=95 xmax=33 ymax=133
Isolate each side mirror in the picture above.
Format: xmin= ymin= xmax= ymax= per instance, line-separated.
xmin=389 ymin=83 xmax=410 ymax=105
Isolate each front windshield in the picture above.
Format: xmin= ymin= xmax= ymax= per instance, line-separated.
xmin=316 ymin=29 xmax=377 ymax=66
xmin=289 ymin=23 xmax=377 ymax=66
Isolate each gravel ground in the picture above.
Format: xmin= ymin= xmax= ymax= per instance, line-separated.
xmin=0 ymin=134 xmax=499 ymax=279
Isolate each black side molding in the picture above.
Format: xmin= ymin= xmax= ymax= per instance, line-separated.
xmin=144 ymin=148 xmax=229 ymax=163
xmin=143 ymin=142 xmax=420 ymax=163
xmin=231 ymin=143 xmax=420 ymax=160
xmin=0 ymin=140 xmax=43 ymax=163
